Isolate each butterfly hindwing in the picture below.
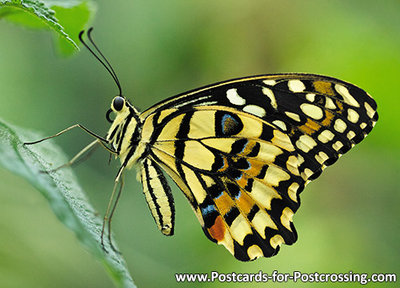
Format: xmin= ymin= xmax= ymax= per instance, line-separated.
xmin=138 ymin=74 xmax=378 ymax=261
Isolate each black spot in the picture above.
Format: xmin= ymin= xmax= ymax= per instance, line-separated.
xmin=226 ymin=182 xmax=240 ymax=198
xmin=363 ymin=123 xmax=373 ymax=135
xmin=233 ymin=158 xmax=250 ymax=170
xmin=224 ymin=207 xmax=240 ymax=226
xmin=233 ymin=241 xmax=250 ymax=261
xmin=324 ymin=154 xmax=338 ymax=166
xmin=338 ymin=144 xmax=351 ymax=154
xmin=268 ymin=199 xmax=298 ymax=245
xmin=211 ymin=154 xmax=225 ymax=172
xmin=302 ymin=80 xmax=314 ymax=92
xmin=247 ymin=142 xmax=260 ymax=157
xmin=260 ymin=124 xmax=274 ymax=141
xmin=274 ymin=153 xmax=291 ymax=168
xmin=247 ymin=205 xmax=259 ymax=222
xmin=199 ymin=197 xmax=219 ymax=229
xmin=257 ymin=165 xmax=269 ymax=179
xmin=314 ymin=94 xmax=325 ymax=106
xmin=275 ymin=179 xmax=302 ymax=211
xmin=308 ymin=168 xmax=322 ymax=181
xmin=231 ymin=139 xmax=248 ymax=154
xmin=226 ymin=166 xmax=242 ymax=180
xmin=208 ymin=183 xmax=223 ymax=199
xmin=244 ymin=178 xmax=254 ymax=192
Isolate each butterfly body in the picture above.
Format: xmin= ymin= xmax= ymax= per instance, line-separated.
xmin=106 ymin=99 xmax=143 ymax=169
xmin=105 ymin=73 xmax=378 ymax=261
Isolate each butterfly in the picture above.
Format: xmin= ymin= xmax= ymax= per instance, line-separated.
xmin=25 ymin=29 xmax=378 ymax=261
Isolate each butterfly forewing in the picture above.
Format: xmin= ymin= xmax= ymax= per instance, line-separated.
xmin=138 ymin=74 xmax=378 ymax=261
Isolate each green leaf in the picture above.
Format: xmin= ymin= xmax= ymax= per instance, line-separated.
xmin=0 ymin=0 xmax=96 ymax=55
xmin=0 ymin=119 xmax=136 ymax=288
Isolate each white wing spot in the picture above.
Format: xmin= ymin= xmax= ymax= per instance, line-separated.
xmin=300 ymin=103 xmax=324 ymax=120
xmin=252 ymin=210 xmax=278 ymax=235
xmin=325 ymin=97 xmax=337 ymax=109
xmin=288 ymin=80 xmax=306 ymax=92
xmin=263 ymin=79 xmax=277 ymax=86
xmin=286 ymin=155 xmax=300 ymax=176
xmin=288 ymin=182 xmax=299 ymax=202
xmin=303 ymin=168 xmax=314 ymax=179
xmin=285 ymin=111 xmax=301 ymax=122
xmin=247 ymin=245 xmax=263 ymax=260
xmin=360 ymin=122 xmax=367 ymax=129
xmin=347 ymin=108 xmax=359 ymax=123
xmin=332 ymin=141 xmax=344 ymax=151
xmin=347 ymin=130 xmax=356 ymax=140
xmin=318 ymin=129 xmax=335 ymax=143
xmin=315 ymin=151 xmax=329 ymax=164
xmin=296 ymin=134 xmax=317 ymax=153
xmin=262 ymin=87 xmax=277 ymax=109
xmin=264 ymin=166 xmax=290 ymax=186
xmin=306 ymin=93 xmax=316 ymax=102
xmin=226 ymin=88 xmax=246 ymax=105
xmin=364 ymin=102 xmax=375 ymax=118
xmin=270 ymin=234 xmax=284 ymax=249
xmin=230 ymin=214 xmax=252 ymax=245
xmin=335 ymin=84 xmax=360 ymax=107
xmin=243 ymin=105 xmax=266 ymax=117
xmin=280 ymin=207 xmax=294 ymax=231
xmin=334 ymin=118 xmax=347 ymax=133
xmin=272 ymin=120 xmax=287 ymax=131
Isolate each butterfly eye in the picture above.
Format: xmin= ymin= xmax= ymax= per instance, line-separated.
xmin=112 ymin=96 xmax=125 ymax=111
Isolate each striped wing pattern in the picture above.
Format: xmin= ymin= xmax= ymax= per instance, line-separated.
xmin=138 ymin=74 xmax=378 ymax=261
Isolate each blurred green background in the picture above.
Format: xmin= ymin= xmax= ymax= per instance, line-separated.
xmin=1 ymin=0 xmax=399 ymax=287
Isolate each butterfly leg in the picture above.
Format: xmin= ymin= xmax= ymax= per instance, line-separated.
xmin=107 ymin=174 xmax=124 ymax=254
xmin=43 ymin=139 xmax=99 ymax=173
xmin=24 ymin=124 xmax=117 ymax=172
xmin=101 ymin=165 xmax=125 ymax=254
xmin=24 ymin=123 xmax=115 ymax=153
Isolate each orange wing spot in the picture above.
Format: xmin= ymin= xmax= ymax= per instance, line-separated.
xmin=214 ymin=191 xmax=235 ymax=215
xmin=235 ymin=190 xmax=256 ymax=215
xmin=335 ymin=100 xmax=344 ymax=113
xmin=217 ymin=157 xmax=229 ymax=172
xmin=240 ymin=140 xmax=256 ymax=156
xmin=298 ymin=118 xmax=322 ymax=135
xmin=236 ymin=173 xmax=249 ymax=189
xmin=321 ymin=110 xmax=335 ymax=127
xmin=298 ymin=123 xmax=314 ymax=135
xmin=313 ymin=80 xmax=335 ymax=96
xmin=242 ymin=159 xmax=264 ymax=177
xmin=208 ymin=215 xmax=226 ymax=242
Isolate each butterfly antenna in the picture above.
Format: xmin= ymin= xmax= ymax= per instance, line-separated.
xmin=79 ymin=28 xmax=123 ymax=96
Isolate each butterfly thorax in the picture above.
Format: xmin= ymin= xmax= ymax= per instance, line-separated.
xmin=106 ymin=96 xmax=145 ymax=169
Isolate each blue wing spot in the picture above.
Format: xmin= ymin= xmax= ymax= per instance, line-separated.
xmin=235 ymin=190 xmax=241 ymax=200
xmin=201 ymin=204 xmax=217 ymax=216
xmin=214 ymin=191 xmax=223 ymax=199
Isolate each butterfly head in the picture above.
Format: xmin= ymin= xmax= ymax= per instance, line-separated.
xmin=106 ymin=95 xmax=133 ymax=123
